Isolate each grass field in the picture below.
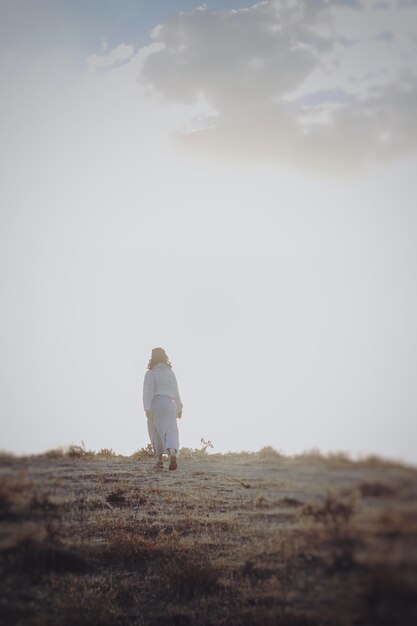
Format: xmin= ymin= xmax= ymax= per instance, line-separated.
xmin=1 ymin=446 xmax=417 ymax=625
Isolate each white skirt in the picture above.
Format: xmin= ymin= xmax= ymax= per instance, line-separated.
xmin=147 ymin=395 xmax=179 ymax=455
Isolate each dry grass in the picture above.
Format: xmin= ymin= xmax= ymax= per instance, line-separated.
xmin=1 ymin=448 xmax=416 ymax=625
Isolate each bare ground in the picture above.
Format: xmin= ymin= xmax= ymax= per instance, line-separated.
xmin=1 ymin=449 xmax=417 ymax=625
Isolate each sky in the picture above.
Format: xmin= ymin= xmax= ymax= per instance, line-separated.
xmin=1 ymin=0 xmax=416 ymax=463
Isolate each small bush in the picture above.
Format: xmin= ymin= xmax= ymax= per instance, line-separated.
xmin=277 ymin=497 xmax=303 ymax=508
xmin=359 ymin=482 xmax=395 ymax=497
xmin=356 ymin=454 xmax=407 ymax=470
xmin=130 ymin=444 xmax=154 ymax=459
xmin=67 ymin=445 xmax=93 ymax=459
xmin=178 ymin=447 xmax=208 ymax=459
xmin=0 ymin=478 xmax=33 ymax=519
xmin=257 ymin=446 xmax=284 ymax=460
xmin=106 ymin=488 xmax=127 ymax=508
xmin=161 ymin=556 xmax=221 ymax=600
xmin=200 ymin=437 xmax=214 ymax=452
xmin=292 ymin=448 xmax=327 ymax=463
xmin=3 ymin=538 xmax=90 ymax=575
xmin=38 ymin=444 xmax=95 ymax=460
xmin=302 ymin=490 xmax=359 ymax=571
xmin=39 ymin=447 xmax=65 ymax=459
xmin=107 ymin=532 xmax=156 ymax=566
xmin=0 ymin=451 xmax=16 ymax=463
xmin=303 ymin=490 xmax=356 ymax=527
xmin=96 ymin=448 xmax=119 ymax=459
xmin=30 ymin=492 xmax=59 ymax=512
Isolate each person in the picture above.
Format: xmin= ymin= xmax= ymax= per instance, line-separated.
xmin=143 ymin=347 xmax=183 ymax=470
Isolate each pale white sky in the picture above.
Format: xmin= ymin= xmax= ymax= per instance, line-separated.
xmin=1 ymin=0 xmax=416 ymax=462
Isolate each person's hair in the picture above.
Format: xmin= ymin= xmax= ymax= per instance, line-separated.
xmin=147 ymin=347 xmax=172 ymax=369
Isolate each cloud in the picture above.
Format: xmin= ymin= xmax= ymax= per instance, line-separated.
xmin=87 ymin=43 xmax=135 ymax=74
xmin=138 ymin=0 xmax=417 ymax=172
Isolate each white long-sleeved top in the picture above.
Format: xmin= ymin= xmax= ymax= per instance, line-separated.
xmin=143 ymin=363 xmax=183 ymax=412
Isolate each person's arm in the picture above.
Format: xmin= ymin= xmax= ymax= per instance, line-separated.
xmin=143 ymin=370 xmax=155 ymax=417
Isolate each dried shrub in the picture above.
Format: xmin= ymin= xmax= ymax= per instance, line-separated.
xmin=96 ymin=448 xmax=119 ymax=459
xmin=3 ymin=538 xmax=90 ymax=575
xmin=302 ymin=490 xmax=359 ymax=571
xmin=253 ymin=496 xmax=271 ymax=509
xmin=51 ymin=577 xmax=132 ymax=626
xmin=161 ymin=555 xmax=221 ymax=600
xmin=0 ymin=451 xmax=17 ymax=463
xmin=107 ymin=532 xmax=156 ymax=566
xmin=0 ymin=477 xmax=33 ymax=519
xmin=105 ymin=530 xmax=182 ymax=571
xmin=130 ymin=444 xmax=154 ymax=459
xmin=200 ymin=437 xmax=214 ymax=452
xmin=219 ymin=450 xmax=255 ymax=458
xmin=359 ymin=482 xmax=396 ymax=497
xmin=303 ymin=490 xmax=356 ymax=527
xmin=292 ymin=450 xmax=355 ymax=467
xmin=178 ymin=447 xmax=208 ymax=459
xmin=356 ymin=454 xmax=407 ymax=470
xmin=326 ymin=451 xmax=353 ymax=463
xmin=257 ymin=446 xmax=284 ymax=460
xmin=30 ymin=492 xmax=59 ymax=512
xmin=292 ymin=448 xmax=327 ymax=463
xmin=38 ymin=447 xmax=65 ymax=459
xmin=277 ymin=497 xmax=303 ymax=508
xmin=67 ymin=445 xmax=94 ymax=459
xmin=174 ymin=439 xmax=214 ymax=459
xmin=106 ymin=488 xmax=127 ymax=508
xmin=37 ymin=444 xmax=95 ymax=460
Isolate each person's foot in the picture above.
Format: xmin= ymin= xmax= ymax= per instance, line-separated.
xmin=169 ymin=457 xmax=177 ymax=471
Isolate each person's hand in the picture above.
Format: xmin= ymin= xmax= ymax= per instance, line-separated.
xmin=177 ymin=409 xmax=182 ymax=419
xmin=146 ymin=410 xmax=152 ymax=419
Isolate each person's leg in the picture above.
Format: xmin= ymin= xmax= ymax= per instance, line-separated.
xmin=165 ymin=419 xmax=179 ymax=450
xmin=147 ymin=414 xmax=165 ymax=466
xmin=152 ymin=396 xmax=179 ymax=470
xmin=165 ymin=416 xmax=179 ymax=471
xmin=168 ymin=447 xmax=177 ymax=470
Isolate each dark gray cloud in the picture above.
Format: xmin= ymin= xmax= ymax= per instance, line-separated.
xmin=139 ymin=0 xmax=417 ymax=171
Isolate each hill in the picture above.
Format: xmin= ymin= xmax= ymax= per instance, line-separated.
xmin=1 ymin=448 xmax=417 ymax=625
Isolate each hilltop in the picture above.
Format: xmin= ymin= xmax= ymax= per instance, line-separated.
xmin=1 ymin=448 xmax=417 ymax=625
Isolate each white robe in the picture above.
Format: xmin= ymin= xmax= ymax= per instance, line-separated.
xmin=147 ymin=394 xmax=179 ymax=455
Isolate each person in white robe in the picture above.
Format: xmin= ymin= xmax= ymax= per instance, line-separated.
xmin=143 ymin=347 xmax=183 ymax=470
